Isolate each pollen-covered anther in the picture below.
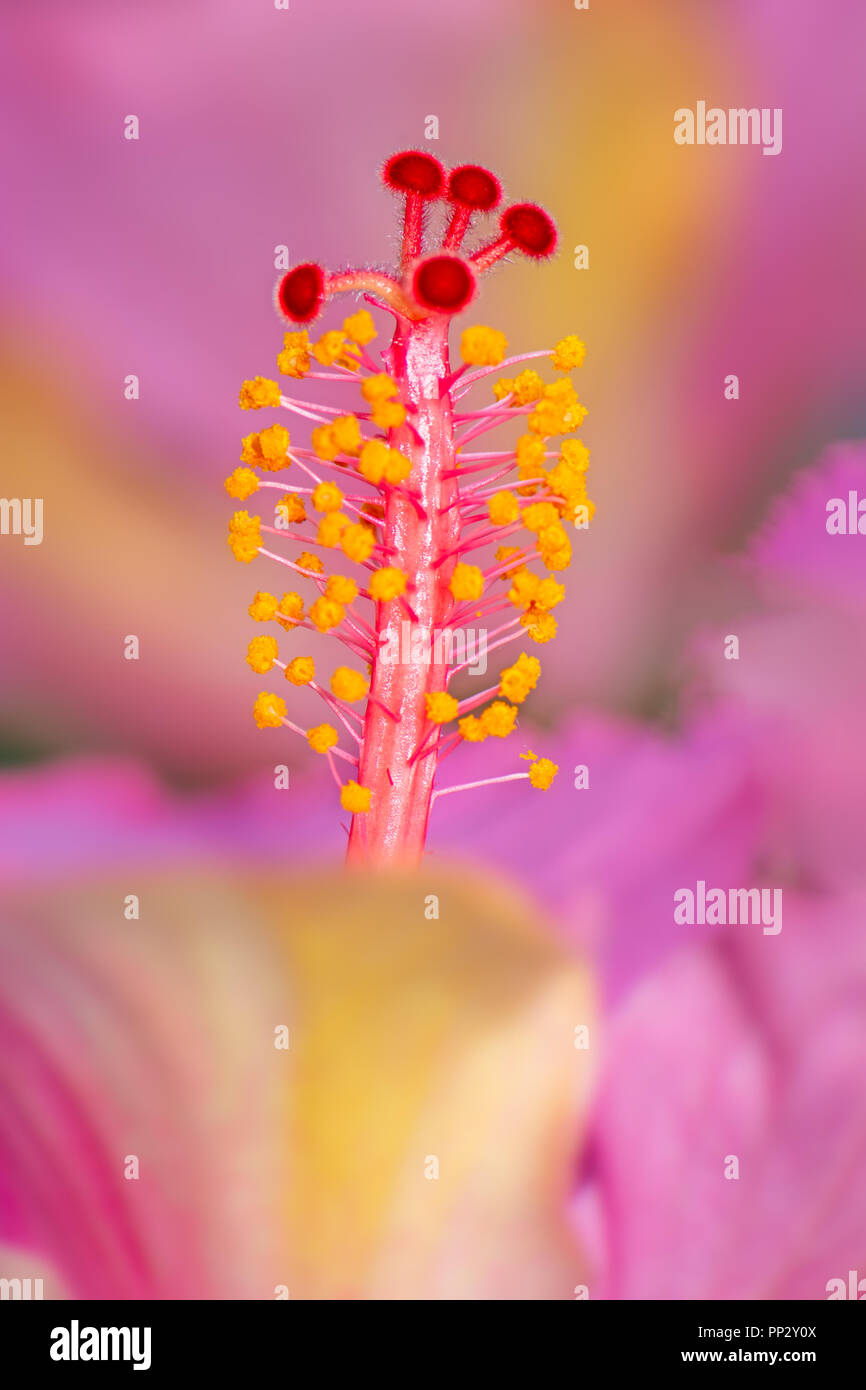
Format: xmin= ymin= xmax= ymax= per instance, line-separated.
xmin=277 ymin=494 xmax=306 ymax=525
xmin=277 ymin=592 xmax=305 ymax=627
xmin=340 ymin=780 xmax=371 ymax=814
xmin=471 ymin=202 xmax=558 ymax=273
xmin=520 ymin=750 xmax=559 ymax=790
xmin=443 ymin=164 xmax=503 ymax=250
xmin=425 ymin=691 xmax=459 ymax=724
xmin=285 ymin=655 xmax=315 ymax=686
xmin=460 ymin=325 xmax=508 ymax=367
xmin=247 ymin=635 xmax=279 ymax=674
xmin=325 ymin=575 xmax=358 ymax=605
xmin=239 ymin=377 xmax=282 ymax=410
xmin=253 ymin=692 xmax=287 ymax=729
xmin=307 ymin=723 xmax=339 ymax=754
xmin=276 ymin=263 xmax=325 ymax=324
xmin=249 ymin=591 xmax=278 ymax=622
xmin=361 ymin=373 xmax=406 ymax=428
xmin=411 ymin=253 xmax=477 ymax=317
xmin=331 ymin=666 xmax=368 ymax=702
xmin=309 ymin=596 xmax=345 ymax=631
xmin=225 ymin=467 xmax=259 ymax=500
xmin=499 ymin=653 xmax=540 ymax=704
xmin=449 ymin=562 xmax=485 ymax=601
xmin=368 ymin=566 xmax=407 ymax=602
xmin=228 ymin=510 xmax=261 ymax=563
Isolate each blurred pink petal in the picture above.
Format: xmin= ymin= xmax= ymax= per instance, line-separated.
xmin=580 ymin=891 xmax=866 ymax=1299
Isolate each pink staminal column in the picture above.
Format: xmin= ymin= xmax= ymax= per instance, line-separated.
xmin=347 ymin=315 xmax=459 ymax=866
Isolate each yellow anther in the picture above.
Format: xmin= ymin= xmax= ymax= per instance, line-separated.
xmin=449 ymin=562 xmax=484 ymax=600
xmin=277 ymin=494 xmax=306 ymax=525
xmin=522 ymin=501 xmax=559 ymax=534
xmin=551 ymin=336 xmax=586 ymax=371
xmin=340 ymin=522 xmax=376 ymax=563
xmin=535 ymin=577 xmax=566 ymax=611
xmin=311 ymin=423 xmax=341 ymax=461
xmin=312 ymin=481 xmax=344 ymax=513
xmin=529 ymin=756 xmax=558 ymax=789
xmin=425 ymin=691 xmax=459 ymax=724
xmin=258 ymin=423 xmax=290 ymax=464
xmin=285 ymin=655 xmax=315 ymax=686
xmin=361 ymin=373 xmax=399 ymax=405
xmin=358 ymin=439 xmax=390 ymax=484
xmin=560 ymin=439 xmax=590 ymax=472
xmin=228 ymin=510 xmax=261 ymax=563
xmin=309 ymin=597 xmax=345 ymax=631
xmin=325 ymin=574 xmax=358 ymax=604
xmin=296 ymin=551 xmax=324 ymax=574
xmin=507 ymin=569 xmax=540 ymax=610
xmin=317 ymin=512 xmax=351 ymax=548
xmin=249 ymin=591 xmax=278 ymax=622
xmin=340 ymin=780 xmax=371 ymax=813
xmin=277 ymin=591 xmax=305 ymax=627
xmin=488 ymin=490 xmax=520 ymax=526
xmin=368 ymin=566 xmax=407 ymax=602
xmin=277 ymin=330 xmax=311 ymax=379
xmin=330 ymin=414 xmax=362 ymax=457
xmin=225 ymin=467 xmax=259 ymax=500
xmin=253 ymin=692 xmax=286 ymax=728
xmin=520 ymin=609 xmax=558 ymax=643
xmin=371 ymin=399 xmax=406 ymax=429
xmin=307 ymin=723 xmax=338 ymax=754
xmin=494 ymin=545 xmax=523 ymax=578
xmin=384 ymin=448 xmax=410 ymax=484
xmin=460 ymin=325 xmax=508 ymax=367
xmin=499 ymin=653 xmax=541 ymax=704
xmin=537 ymin=521 xmax=572 ymax=571
xmin=342 ymin=310 xmax=377 ymax=346
xmin=247 ymin=635 xmax=279 ymax=674
xmin=239 ymin=377 xmax=281 ymax=410
xmin=331 ymin=666 xmax=368 ymax=702
xmin=458 ymin=714 xmax=488 ymax=743
xmin=313 ymin=331 xmax=350 ymax=367
xmin=480 ymin=701 xmax=518 ymax=738
xmin=240 ymin=424 xmax=290 ymax=471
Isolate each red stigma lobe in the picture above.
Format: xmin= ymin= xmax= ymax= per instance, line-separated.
xmin=499 ymin=203 xmax=558 ymax=259
xmin=277 ymin=263 xmax=325 ymax=322
xmin=383 ymin=150 xmax=446 ymax=199
xmin=411 ymin=254 xmax=477 ymax=314
xmin=447 ymin=165 xmax=502 ymax=212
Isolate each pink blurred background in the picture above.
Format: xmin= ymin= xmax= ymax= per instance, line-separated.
xmin=1 ymin=0 xmax=865 ymax=1300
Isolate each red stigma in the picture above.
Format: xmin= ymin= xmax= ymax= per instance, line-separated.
xmin=411 ymin=254 xmax=476 ymax=314
xmin=447 ymin=165 xmax=502 ymax=212
xmin=383 ymin=150 xmax=445 ymax=199
xmin=277 ymin=263 xmax=325 ymax=322
xmin=500 ymin=203 xmax=558 ymax=259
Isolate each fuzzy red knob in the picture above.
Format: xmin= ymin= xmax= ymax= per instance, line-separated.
xmin=277 ymin=263 xmax=325 ymax=322
xmin=500 ymin=203 xmax=558 ymax=258
xmin=447 ymin=165 xmax=502 ymax=212
xmin=383 ymin=150 xmax=446 ymax=199
xmin=411 ymin=254 xmax=477 ymax=314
